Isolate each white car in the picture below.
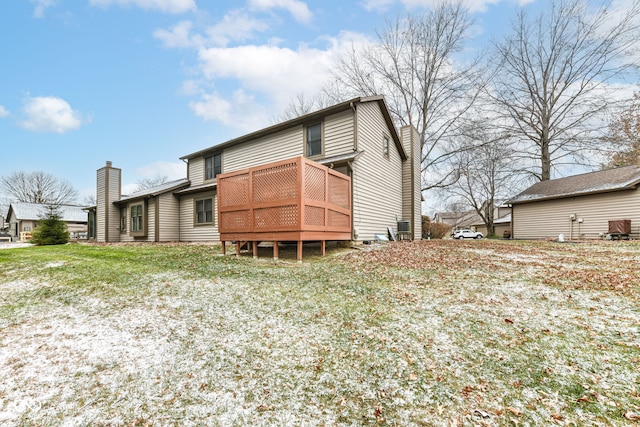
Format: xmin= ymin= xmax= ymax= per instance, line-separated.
xmin=453 ymin=229 xmax=483 ymax=239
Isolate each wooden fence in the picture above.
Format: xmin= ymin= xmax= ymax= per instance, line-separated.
xmin=217 ymin=156 xmax=352 ymax=261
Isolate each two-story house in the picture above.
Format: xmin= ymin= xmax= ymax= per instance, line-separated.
xmin=91 ymin=96 xmax=422 ymax=251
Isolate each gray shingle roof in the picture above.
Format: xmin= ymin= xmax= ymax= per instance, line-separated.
xmin=9 ymin=202 xmax=88 ymax=222
xmin=509 ymin=165 xmax=640 ymax=204
xmin=118 ymin=178 xmax=190 ymax=203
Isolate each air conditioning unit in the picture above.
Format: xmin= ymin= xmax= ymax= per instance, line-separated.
xmin=397 ymin=220 xmax=410 ymax=233
xmin=397 ymin=220 xmax=411 ymax=240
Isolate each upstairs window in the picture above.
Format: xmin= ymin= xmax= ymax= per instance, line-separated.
xmin=383 ymin=136 xmax=390 ymax=158
xmin=205 ymin=153 xmax=222 ymax=181
xmin=306 ymin=123 xmax=322 ymax=157
xmin=195 ymin=198 xmax=213 ymax=225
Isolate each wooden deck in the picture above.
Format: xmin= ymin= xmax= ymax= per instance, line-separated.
xmin=217 ymin=156 xmax=352 ymax=262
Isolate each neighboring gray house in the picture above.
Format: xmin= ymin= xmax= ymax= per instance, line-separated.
xmin=6 ymin=202 xmax=88 ymax=242
xmin=433 ymin=210 xmax=481 ymax=231
xmin=93 ymin=96 xmax=422 ymax=246
xmin=509 ymin=162 xmax=640 ymax=239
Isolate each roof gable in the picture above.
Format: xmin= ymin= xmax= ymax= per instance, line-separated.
xmin=180 ymin=96 xmax=407 ymax=161
xmin=510 ymin=165 xmax=640 ymax=204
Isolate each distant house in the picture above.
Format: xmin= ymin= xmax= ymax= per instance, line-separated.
xmin=435 ymin=203 xmax=511 ymax=236
xmin=509 ymin=162 xmax=640 ymax=240
xmin=6 ymin=202 xmax=88 ymax=242
xmin=92 ymin=96 xmax=423 ymax=256
xmin=433 ymin=210 xmax=481 ymax=231
xmin=472 ymin=213 xmax=512 ymax=238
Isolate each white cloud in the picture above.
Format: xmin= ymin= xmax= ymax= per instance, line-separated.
xmin=89 ymin=0 xmax=196 ymax=14
xmin=154 ymin=21 xmax=202 ymax=48
xmin=30 ymin=0 xmax=57 ymax=18
xmin=175 ymin=31 xmax=370 ymax=131
xmin=205 ymin=10 xmax=270 ymax=47
xmin=20 ymin=96 xmax=86 ymax=134
xmin=0 ymin=106 xmax=9 ymax=118
xmin=154 ymin=12 xmax=269 ymax=49
xmin=189 ymin=90 xmax=271 ymax=132
xmin=248 ymin=0 xmax=313 ymax=23
xmin=136 ymin=161 xmax=186 ymax=180
xmin=195 ymin=37 xmax=352 ymax=105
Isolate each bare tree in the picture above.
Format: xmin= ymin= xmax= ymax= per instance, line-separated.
xmin=325 ymin=1 xmax=483 ymax=190
xmin=275 ymin=92 xmax=334 ymax=123
xmin=490 ymin=0 xmax=640 ymax=181
xmin=81 ymin=194 xmax=97 ymax=206
xmin=1 ymin=171 xmax=78 ymax=206
xmin=136 ymin=175 xmax=169 ymax=191
xmin=602 ymin=92 xmax=640 ymax=168
xmin=446 ymin=121 xmax=526 ymax=236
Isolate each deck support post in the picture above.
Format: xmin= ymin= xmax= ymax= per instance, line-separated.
xmin=221 ymin=241 xmax=226 ymax=256
xmin=235 ymin=241 xmax=241 ymax=258
xmin=321 ymin=240 xmax=326 ymax=257
xmin=297 ymin=240 xmax=303 ymax=264
xmin=252 ymin=241 xmax=258 ymax=259
xmin=273 ymin=241 xmax=279 ymax=261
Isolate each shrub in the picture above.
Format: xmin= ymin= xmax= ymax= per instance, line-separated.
xmin=422 ymin=216 xmax=452 ymax=239
xmin=30 ymin=204 xmax=69 ymax=245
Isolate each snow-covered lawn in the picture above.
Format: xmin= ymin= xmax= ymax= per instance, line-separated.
xmin=0 ymin=240 xmax=638 ymax=426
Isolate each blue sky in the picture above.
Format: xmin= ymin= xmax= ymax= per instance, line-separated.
xmin=2 ymin=0 xmax=533 ymax=201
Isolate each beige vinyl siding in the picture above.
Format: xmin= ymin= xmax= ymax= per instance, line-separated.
xmin=513 ymin=188 xmax=640 ymax=239
xmin=324 ymin=110 xmax=355 ymax=157
xmin=119 ymin=199 xmax=156 ymax=242
xmin=97 ymin=165 xmax=121 ymax=242
xmin=221 ymin=110 xmax=355 ymax=173
xmin=147 ymin=199 xmax=156 ymax=241
xmin=476 ymin=223 xmax=510 ymax=238
xmin=179 ymin=191 xmax=218 ymax=242
xmin=119 ymin=205 xmax=132 ymax=242
xmin=401 ymin=125 xmax=422 ymax=239
xmin=352 ymin=102 xmax=404 ymax=241
xmin=224 ymin=127 xmax=303 ymax=172
xmin=96 ymin=169 xmax=106 ymax=242
xmin=189 ymin=157 xmax=206 ymax=186
xmin=107 ymin=168 xmax=122 ymax=242
xmin=158 ymin=193 xmax=180 ymax=241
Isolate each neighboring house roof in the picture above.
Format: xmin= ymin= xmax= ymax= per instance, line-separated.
xmin=509 ymin=165 xmax=640 ymax=204
xmin=472 ymin=213 xmax=511 ymax=227
xmin=179 ymin=96 xmax=407 ymax=161
xmin=117 ymin=178 xmax=190 ymax=204
xmin=7 ymin=202 xmax=88 ymax=222
xmin=434 ymin=210 xmax=480 ymax=227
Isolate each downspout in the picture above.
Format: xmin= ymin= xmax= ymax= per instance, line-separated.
xmin=351 ymin=101 xmax=358 ymax=152
xmin=350 ymin=101 xmax=358 ymax=241
xmin=180 ymin=158 xmax=189 ymax=242
xmin=410 ymin=128 xmax=416 ymax=240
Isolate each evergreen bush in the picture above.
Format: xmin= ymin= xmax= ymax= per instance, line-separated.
xmin=30 ymin=204 xmax=70 ymax=245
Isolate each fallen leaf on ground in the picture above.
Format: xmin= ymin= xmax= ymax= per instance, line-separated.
xmin=506 ymin=407 xmax=522 ymax=416
xmin=624 ymin=410 xmax=640 ymax=421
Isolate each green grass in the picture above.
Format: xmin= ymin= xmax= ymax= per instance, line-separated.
xmin=0 ymin=240 xmax=639 ymax=426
